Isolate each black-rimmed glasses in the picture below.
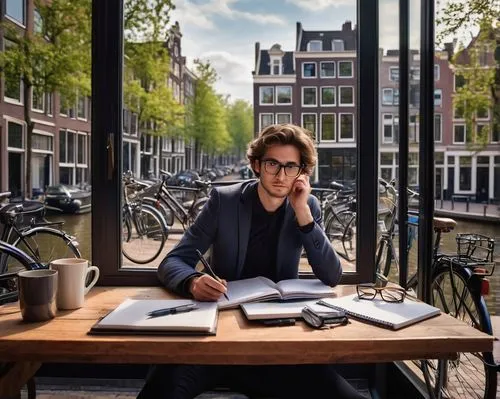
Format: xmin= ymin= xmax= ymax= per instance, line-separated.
xmin=261 ymin=159 xmax=303 ymax=177
xmin=356 ymin=284 xmax=407 ymax=303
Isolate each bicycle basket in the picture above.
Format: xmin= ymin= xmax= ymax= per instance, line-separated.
xmin=456 ymin=233 xmax=495 ymax=262
xmin=0 ymin=201 xmax=46 ymax=229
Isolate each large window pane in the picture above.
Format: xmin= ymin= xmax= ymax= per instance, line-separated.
xmin=6 ymin=0 xmax=25 ymax=24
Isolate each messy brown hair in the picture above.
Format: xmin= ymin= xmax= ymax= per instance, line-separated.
xmin=246 ymin=123 xmax=317 ymax=177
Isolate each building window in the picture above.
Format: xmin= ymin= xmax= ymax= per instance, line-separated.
xmin=339 ymin=113 xmax=354 ymax=141
xmin=321 ymin=87 xmax=335 ymax=106
xmin=8 ymin=121 xmax=24 ymax=149
xmin=77 ymin=95 xmax=87 ymax=119
xmin=459 ymin=156 xmax=472 ymax=191
xmin=302 ymin=87 xmax=317 ymax=106
xmin=32 ymin=87 xmax=45 ymax=112
xmin=271 ymin=59 xmax=281 ymax=75
xmin=34 ymin=8 xmax=43 ymax=34
xmin=382 ymin=114 xmax=396 ymax=144
xmin=454 ymin=102 xmax=465 ymax=119
xmin=302 ymin=62 xmax=317 ymax=78
xmin=477 ymin=105 xmax=489 ymax=119
xmin=434 ymin=89 xmax=442 ymax=107
xmin=6 ymin=0 xmax=25 ymax=25
xmin=320 ymin=62 xmax=335 ymax=78
xmin=453 ymin=124 xmax=466 ymax=144
xmin=3 ymin=41 xmax=23 ymax=103
xmin=409 ymin=114 xmax=419 ymax=142
xmin=47 ymin=93 xmax=53 ymax=116
xmin=320 ymin=113 xmax=335 ymax=141
xmin=477 ymin=124 xmax=488 ymax=141
xmin=382 ymin=88 xmax=394 ymax=105
xmin=389 ymin=67 xmax=399 ymax=82
xmin=410 ymin=68 xmax=420 ymax=81
xmin=339 ymin=86 xmax=354 ymax=106
xmin=434 ymin=114 xmax=442 ymax=142
xmin=276 ymin=86 xmax=292 ymax=104
xmin=338 ymin=61 xmax=353 ymax=78
xmin=493 ymin=124 xmax=500 ymax=143
xmin=332 ymin=39 xmax=344 ymax=51
xmin=130 ymin=113 xmax=138 ymax=136
xmin=434 ymin=64 xmax=440 ymax=81
xmin=454 ymin=74 xmax=465 ymax=91
xmin=77 ymin=133 xmax=88 ymax=165
xmin=276 ymin=113 xmax=291 ymax=124
xmin=259 ymin=87 xmax=274 ymax=105
xmin=302 ymin=114 xmax=317 ymax=139
xmin=410 ymin=85 xmax=420 ymax=107
xmin=307 ymin=40 xmax=322 ymax=51
xmin=259 ymin=113 xmax=274 ymax=130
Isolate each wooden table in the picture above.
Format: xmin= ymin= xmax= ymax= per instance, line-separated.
xmin=0 ymin=286 xmax=494 ymax=397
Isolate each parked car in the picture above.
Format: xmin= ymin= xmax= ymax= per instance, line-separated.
xmin=44 ymin=184 xmax=92 ymax=214
xmin=167 ymin=170 xmax=202 ymax=187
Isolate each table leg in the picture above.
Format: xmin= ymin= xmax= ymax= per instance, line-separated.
xmin=0 ymin=361 xmax=41 ymax=398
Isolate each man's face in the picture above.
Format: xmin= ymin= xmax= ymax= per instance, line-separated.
xmin=253 ymin=144 xmax=302 ymax=199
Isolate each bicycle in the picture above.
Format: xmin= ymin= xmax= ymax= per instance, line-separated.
xmin=376 ymin=196 xmax=497 ymax=398
xmin=122 ymin=175 xmax=168 ymax=264
xmin=0 ymin=192 xmax=81 ymax=277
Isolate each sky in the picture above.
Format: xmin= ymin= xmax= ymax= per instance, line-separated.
xmin=169 ymin=0 xmax=441 ymax=103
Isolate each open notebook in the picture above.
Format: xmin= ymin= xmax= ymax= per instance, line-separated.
xmin=218 ymin=277 xmax=335 ymax=310
xmin=318 ymin=294 xmax=441 ymax=330
xmin=89 ymin=299 xmax=218 ymax=335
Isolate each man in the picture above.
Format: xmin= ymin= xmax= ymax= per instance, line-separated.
xmin=139 ymin=124 xmax=365 ymax=399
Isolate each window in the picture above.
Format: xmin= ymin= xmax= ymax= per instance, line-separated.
xmin=47 ymin=93 xmax=53 ymax=115
xmin=6 ymin=0 xmax=25 ymax=25
xmin=453 ymin=124 xmax=466 ymax=144
xmin=32 ymin=87 xmax=45 ymax=112
xmin=410 ymin=68 xmax=420 ymax=81
xmin=302 ymin=63 xmax=316 ymax=78
xmin=59 ymin=130 xmax=77 ymax=164
xmin=433 ymin=89 xmax=442 ymax=107
xmin=130 ymin=113 xmax=138 ymax=136
xmin=320 ymin=114 xmax=335 ymax=141
xmin=339 ymin=113 xmax=354 ymax=141
xmin=454 ymin=102 xmax=465 ymax=119
xmin=276 ymin=113 xmax=291 ymax=124
xmin=320 ymin=62 xmax=335 ymax=78
xmin=307 ymin=40 xmax=322 ymax=51
xmin=32 ymin=133 xmax=53 ymax=151
xmin=259 ymin=113 xmax=274 ymax=130
xmin=302 ymin=87 xmax=317 ymax=106
xmin=8 ymin=121 xmax=24 ymax=149
xmin=332 ymin=39 xmax=344 ymax=51
xmin=477 ymin=105 xmax=489 ymax=119
xmin=493 ymin=123 xmax=500 ymax=143
xmin=434 ymin=114 xmax=442 ymax=142
xmin=434 ymin=64 xmax=440 ymax=81
xmin=409 ymin=115 xmax=419 ymax=142
xmin=77 ymin=133 xmax=88 ymax=164
xmin=338 ymin=61 xmax=353 ymax=77
xmin=455 ymin=74 xmax=465 ymax=91
xmin=382 ymin=88 xmax=393 ymax=105
xmin=3 ymin=41 xmax=23 ymax=102
xmin=382 ymin=114 xmax=396 ymax=144
xmin=302 ymin=114 xmax=317 ymax=139
xmin=259 ymin=87 xmax=274 ymax=105
xmin=339 ymin=86 xmax=354 ymax=106
xmin=321 ymin=87 xmax=335 ymax=106
xmin=477 ymin=124 xmax=488 ymax=141
xmin=272 ymin=59 xmax=281 ymax=75
xmin=276 ymin=86 xmax=292 ymax=104
xmin=389 ymin=67 xmax=399 ymax=82
xmin=459 ymin=156 xmax=472 ymax=190
xmin=34 ymin=9 xmax=43 ymax=34
xmin=77 ymin=95 xmax=87 ymax=119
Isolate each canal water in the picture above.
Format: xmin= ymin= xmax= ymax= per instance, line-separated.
xmin=56 ymin=212 xmax=500 ymax=314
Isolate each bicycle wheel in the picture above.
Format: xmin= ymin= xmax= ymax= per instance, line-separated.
xmin=421 ymin=260 xmax=497 ymax=399
xmin=11 ymin=227 xmax=81 ymax=272
xmin=375 ymin=237 xmax=397 ymax=279
xmin=122 ymin=205 xmax=166 ymax=264
xmin=325 ymin=210 xmax=355 ymax=241
xmin=143 ymin=197 xmax=174 ymax=227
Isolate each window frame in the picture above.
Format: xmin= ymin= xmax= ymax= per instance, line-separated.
xmin=453 ymin=124 xmax=466 ymax=144
xmin=5 ymin=0 xmax=26 ymax=27
xmin=259 ymin=113 xmax=274 ymax=131
xmin=320 ymin=61 xmax=335 ymax=78
xmin=338 ymin=112 xmax=355 ymax=142
xmin=434 ymin=113 xmax=442 ymax=143
xmin=389 ymin=66 xmax=399 ymax=82
xmin=332 ymin=39 xmax=345 ymax=52
xmin=382 ymin=113 xmax=394 ymax=144
xmin=301 ymin=86 xmax=317 ymax=107
xmin=320 ymin=86 xmax=336 ymax=106
xmin=320 ymin=113 xmax=336 ymax=142
xmin=338 ymin=86 xmax=354 ymax=106
xmin=276 ymin=86 xmax=292 ymax=105
xmin=302 ymin=62 xmax=317 ymax=78
xmin=434 ymin=89 xmax=442 ymax=107
xmin=338 ymin=61 xmax=353 ymax=78
xmin=275 ymin=113 xmax=292 ymax=124
xmin=301 ymin=113 xmax=317 ymax=139
xmin=259 ymin=86 xmax=274 ymax=105
xmin=31 ymin=87 xmax=45 ymax=113
xmin=307 ymin=40 xmax=323 ymax=52
xmin=382 ymin=88 xmax=394 ymax=105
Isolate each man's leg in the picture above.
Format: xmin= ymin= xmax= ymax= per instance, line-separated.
xmin=137 ymin=364 xmax=222 ymax=399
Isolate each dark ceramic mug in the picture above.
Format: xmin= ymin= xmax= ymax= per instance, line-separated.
xmin=18 ymin=269 xmax=58 ymax=322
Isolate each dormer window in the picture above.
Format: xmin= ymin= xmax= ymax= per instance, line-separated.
xmin=307 ymin=40 xmax=323 ymax=51
xmin=332 ymin=39 xmax=345 ymax=51
xmin=272 ymin=59 xmax=281 ymax=75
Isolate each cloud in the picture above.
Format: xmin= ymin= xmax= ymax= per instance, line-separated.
xmin=286 ymin=0 xmax=355 ymax=10
xmin=172 ymin=0 xmax=286 ymax=30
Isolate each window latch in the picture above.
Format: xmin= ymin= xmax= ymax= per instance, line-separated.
xmin=107 ymin=133 xmax=114 ymax=180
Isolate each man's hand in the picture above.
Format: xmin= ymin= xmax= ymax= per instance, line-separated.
xmin=288 ymin=174 xmax=314 ymax=226
xmin=189 ymin=274 xmax=227 ymax=301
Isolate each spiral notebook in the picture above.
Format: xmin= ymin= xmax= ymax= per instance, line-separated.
xmin=318 ymin=294 xmax=441 ymax=330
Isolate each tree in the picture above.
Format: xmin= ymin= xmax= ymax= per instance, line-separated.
xmin=226 ymin=99 xmax=254 ymax=161
xmin=0 ymin=0 xmax=91 ymax=198
xmin=186 ymin=60 xmax=231 ymax=168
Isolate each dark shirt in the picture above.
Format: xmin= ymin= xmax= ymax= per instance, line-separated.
xmin=240 ymin=186 xmax=286 ymax=282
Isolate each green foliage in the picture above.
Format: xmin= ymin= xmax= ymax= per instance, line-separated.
xmin=226 ymin=99 xmax=254 ymax=159
xmin=186 ymin=60 xmax=232 ymax=154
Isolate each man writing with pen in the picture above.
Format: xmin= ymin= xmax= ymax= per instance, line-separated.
xmin=138 ymin=124 xmax=366 ymax=399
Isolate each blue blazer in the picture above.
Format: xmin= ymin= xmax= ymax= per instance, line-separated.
xmin=157 ymin=180 xmax=342 ymax=295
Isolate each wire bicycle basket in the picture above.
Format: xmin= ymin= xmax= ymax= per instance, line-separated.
xmin=456 ymin=233 xmax=495 ymax=263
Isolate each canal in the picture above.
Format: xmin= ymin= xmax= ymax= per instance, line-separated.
xmin=55 ymin=212 xmax=500 ymax=314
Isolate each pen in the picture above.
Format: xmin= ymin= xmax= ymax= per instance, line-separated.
xmin=147 ymin=303 xmax=197 ymax=318
xmin=195 ymin=249 xmax=230 ymax=301
xmin=262 ymin=318 xmax=296 ymax=327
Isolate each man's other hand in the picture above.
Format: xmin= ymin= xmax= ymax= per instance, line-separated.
xmin=289 ymin=174 xmax=313 ymax=226
xmin=189 ymin=274 xmax=228 ymax=301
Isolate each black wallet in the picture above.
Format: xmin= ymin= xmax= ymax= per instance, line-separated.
xmin=302 ymin=306 xmax=349 ymax=329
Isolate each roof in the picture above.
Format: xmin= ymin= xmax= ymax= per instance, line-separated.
xmin=298 ymin=29 xmax=356 ymax=51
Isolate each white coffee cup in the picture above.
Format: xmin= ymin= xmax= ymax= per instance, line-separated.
xmin=50 ymin=258 xmax=99 ymax=310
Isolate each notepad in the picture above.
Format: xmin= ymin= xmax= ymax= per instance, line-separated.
xmin=218 ymin=277 xmax=335 ymax=310
xmin=241 ymin=300 xmax=334 ymax=320
xmin=318 ymin=294 xmax=441 ymax=330
xmin=89 ymin=299 xmax=218 ymax=335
